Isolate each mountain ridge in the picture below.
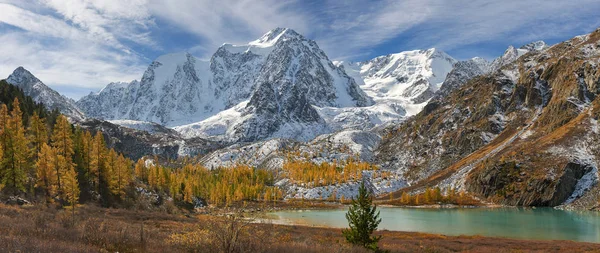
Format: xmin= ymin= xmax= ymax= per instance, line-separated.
xmin=6 ymin=67 xmax=85 ymax=121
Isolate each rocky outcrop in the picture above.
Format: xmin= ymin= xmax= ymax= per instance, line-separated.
xmin=467 ymin=161 xmax=594 ymax=206
xmin=77 ymin=119 xmax=224 ymax=160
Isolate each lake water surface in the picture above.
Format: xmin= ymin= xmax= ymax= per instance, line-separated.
xmin=270 ymin=207 xmax=600 ymax=243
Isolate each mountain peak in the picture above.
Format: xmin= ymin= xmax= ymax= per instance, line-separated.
xmin=6 ymin=67 xmax=85 ymax=121
xmin=99 ymin=81 xmax=132 ymax=93
xmin=8 ymin=66 xmax=40 ymax=84
xmin=249 ymin=28 xmax=303 ymax=47
xmin=519 ymin=40 xmax=548 ymax=51
xmin=424 ymin=48 xmax=453 ymax=60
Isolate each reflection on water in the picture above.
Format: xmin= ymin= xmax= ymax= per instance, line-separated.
xmin=271 ymin=207 xmax=600 ymax=243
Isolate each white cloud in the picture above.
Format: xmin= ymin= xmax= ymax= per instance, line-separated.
xmin=408 ymin=0 xmax=600 ymax=50
xmin=0 ymin=0 xmax=598 ymax=99
xmin=146 ymin=0 xmax=309 ymax=55
xmin=0 ymin=32 xmax=144 ymax=97
xmin=0 ymin=3 xmax=85 ymax=40
xmin=313 ymin=0 xmax=434 ymax=59
xmin=0 ymin=2 xmax=147 ymax=98
xmin=41 ymin=0 xmax=156 ymax=49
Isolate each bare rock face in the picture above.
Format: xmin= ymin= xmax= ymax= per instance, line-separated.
xmin=468 ymin=161 xmax=594 ymax=206
xmin=76 ymin=119 xmax=225 ymax=161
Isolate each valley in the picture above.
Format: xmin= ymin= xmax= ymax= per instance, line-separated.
xmin=4 ymin=27 xmax=599 ymax=211
xmin=0 ymin=20 xmax=599 ymax=252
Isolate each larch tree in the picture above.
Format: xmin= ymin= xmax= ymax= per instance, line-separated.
xmin=36 ymin=143 xmax=57 ymax=202
xmin=82 ymin=131 xmax=93 ymax=179
xmin=109 ymin=153 xmax=131 ymax=197
xmin=51 ymin=115 xmax=74 ymax=158
xmin=0 ymin=140 xmax=3 ymax=192
xmin=51 ymin=115 xmax=74 ymax=190
xmin=105 ymin=149 xmax=117 ymax=193
xmin=28 ymin=112 xmax=48 ymax=158
xmin=28 ymin=112 xmax=48 ymax=193
xmin=89 ymin=131 xmax=106 ymax=191
xmin=0 ymin=105 xmax=7 ymax=192
xmin=0 ymin=104 xmax=9 ymax=143
xmin=134 ymin=158 xmax=147 ymax=183
xmin=60 ymin=154 xmax=79 ymax=221
xmin=1 ymin=98 xmax=30 ymax=194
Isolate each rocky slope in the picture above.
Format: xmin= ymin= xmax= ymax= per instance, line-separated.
xmin=77 ymin=119 xmax=224 ymax=160
xmin=377 ymin=30 xmax=600 ymax=209
xmin=6 ymin=67 xmax=85 ymax=121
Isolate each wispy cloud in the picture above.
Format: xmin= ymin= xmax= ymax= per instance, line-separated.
xmin=401 ymin=0 xmax=600 ymax=51
xmin=0 ymin=0 xmax=598 ymax=99
xmin=147 ymin=0 xmax=310 ymax=55
xmin=0 ymin=1 xmax=148 ymax=99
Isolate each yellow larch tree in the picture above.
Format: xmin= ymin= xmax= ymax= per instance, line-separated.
xmin=35 ymin=143 xmax=57 ymax=202
xmin=51 ymin=115 xmax=74 ymax=190
xmin=1 ymin=98 xmax=30 ymax=194
xmin=89 ymin=131 xmax=106 ymax=191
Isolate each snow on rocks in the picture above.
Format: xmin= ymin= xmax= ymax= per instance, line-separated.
xmin=284 ymin=170 xmax=407 ymax=200
xmin=6 ymin=67 xmax=85 ymax=121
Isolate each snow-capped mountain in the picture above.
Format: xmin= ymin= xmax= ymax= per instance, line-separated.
xmin=79 ymin=28 xmax=372 ymax=142
xmin=437 ymin=41 xmax=548 ymax=99
xmin=490 ymin=41 xmax=549 ymax=71
xmin=338 ymin=48 xmax=457 ymax=117
xmin=6 ymin=67 xmax=85 ymax=121
xmin=76 ymin=80 xmax=139 ymax=120
xmin=76 ymin=27 xmax=552 ymax=144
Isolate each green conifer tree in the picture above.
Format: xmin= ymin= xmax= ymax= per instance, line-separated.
xmin=342 ymin=181 xmax=382 ymax=251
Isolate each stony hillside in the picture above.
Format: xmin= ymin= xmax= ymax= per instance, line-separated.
xmin=376 ymin=29 xmax=600 ymax=209
xmin=77 ymin=119 xmax=225 ymax=160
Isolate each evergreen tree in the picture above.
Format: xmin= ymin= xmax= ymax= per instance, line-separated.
xmin=342 ymin=181 xmax=382 ymax=251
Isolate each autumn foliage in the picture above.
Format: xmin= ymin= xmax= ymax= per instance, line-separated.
xmin=282 ymin=157 xmax=378 ymax=187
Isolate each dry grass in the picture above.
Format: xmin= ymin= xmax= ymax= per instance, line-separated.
xmin=0 ymin=203 xmax=599 ymax=252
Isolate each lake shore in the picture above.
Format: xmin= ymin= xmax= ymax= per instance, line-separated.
xmin=1 ymin=203 xmax=598 ymax=252
xmin=266 ymin=206 xmax=600 ymax=244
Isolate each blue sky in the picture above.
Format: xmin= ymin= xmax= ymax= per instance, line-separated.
xmin=1 ymin=0 xmax=599 ymax=99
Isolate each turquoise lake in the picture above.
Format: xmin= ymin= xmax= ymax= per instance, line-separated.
xmin=270 ymin=207 xmax=600 ymax=243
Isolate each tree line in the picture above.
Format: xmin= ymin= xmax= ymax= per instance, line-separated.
xmin=0 ymin=97 xmax=135 ymax=208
